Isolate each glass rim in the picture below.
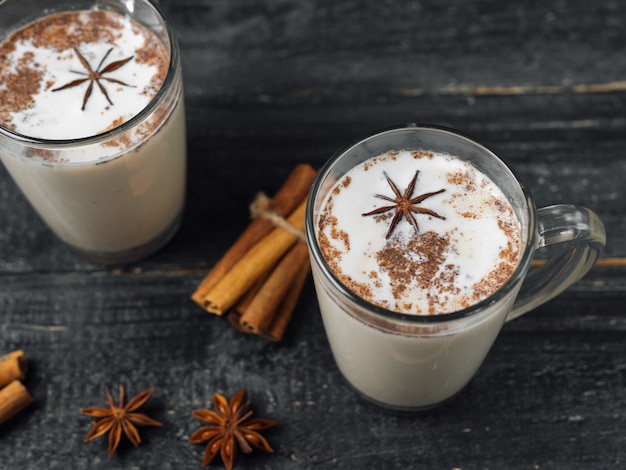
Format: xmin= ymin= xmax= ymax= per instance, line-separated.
xmin=0 ymin=0 xmax=180 ymax=151
xmin=305 ymin=123 xmax=538 ymax=325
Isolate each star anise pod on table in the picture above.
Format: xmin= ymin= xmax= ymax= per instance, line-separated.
xmin=189 ymin=388 xmax=278 ymax=469
xmin=362 ymin=170 xmax=446 ymax=239
xmin=52 ymin=47 xmax=135 ymax=111
xmin=80 ymin=385 xmax=162 ymax=459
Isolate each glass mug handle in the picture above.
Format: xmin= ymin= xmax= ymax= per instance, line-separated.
xmin=506 ymin=204 xmax=606 ymax=321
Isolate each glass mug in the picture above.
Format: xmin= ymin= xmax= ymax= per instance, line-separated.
xmin=0 ymin=0 xmax=186 ymax=264
xmin=305 ymin=124 xmax=606 ymax=411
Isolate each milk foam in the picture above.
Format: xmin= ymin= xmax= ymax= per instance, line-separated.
xmin=0 ymin=11 xmax=167 ymax=152
xmin=317 ymin=150 xmax=521 ymax=315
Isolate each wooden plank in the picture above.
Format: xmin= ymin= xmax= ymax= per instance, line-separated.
xmin=0 ymin=270 xmax=624 ymax=468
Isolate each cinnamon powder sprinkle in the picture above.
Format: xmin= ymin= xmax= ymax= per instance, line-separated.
xmin=448 ymin=169 xmax=476 ymax=192
xmin=376 ymin=232 xmax=453 ymax=315
xmin=411 ymin=150 xmax=435 ymax=159
xmin=0 ymin=54 xmax=43 ymax=129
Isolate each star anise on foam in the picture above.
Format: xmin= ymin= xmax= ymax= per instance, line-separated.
xmin=52 ymin=47 xmax=135 ymax=111
xmin=362 ymin=170 xmax=446 ymax=239
xmin=80 ymin=385 xmax=162 ymax=459
xmin=189 ymin=388 xmax=277 ymax=469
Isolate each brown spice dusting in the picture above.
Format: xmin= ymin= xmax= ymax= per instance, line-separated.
xmin=330 ymin=225 xmax=350 ymax=251
xmin=103 ymin=117 xmax=125 ymax=133
xmin=5 ymin=12 xmax=120 ymax=53
xmin=25 ymin=147 xmax=57 ymax=162
xmin=316 ymin=226 xmax=343 ymax=271
xmin=375 ymin=232 xmax=453 ymax=313
xmin=411 ymin=150 xmax=434 ymax=159
xmin=317 ymin=197 xmax=374 ymax=302
xmin=459 ymin=203 xmax=520 ymax=307
xmin=447 ymin=169 xmax=476 ymax=192
xmin=466 ymin=258 xmax=515 ymax=304
xmin=0 ymin=54 xmax=43 ymax=128
xmin=328 ymin=176 xmax=351 ymax=198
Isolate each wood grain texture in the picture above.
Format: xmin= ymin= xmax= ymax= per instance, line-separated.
xmin=1 ymin=0 xmax=625 ymax=469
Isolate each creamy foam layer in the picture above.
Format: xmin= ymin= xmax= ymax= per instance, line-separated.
xmin=0 ymin=10 xmax=168 ymax=151
xmin=317 ymin=150 xmax=521 ymax=315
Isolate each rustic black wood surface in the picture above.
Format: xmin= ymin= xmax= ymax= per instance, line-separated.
xmin=1 ymin=0 xmax=625 ymax=468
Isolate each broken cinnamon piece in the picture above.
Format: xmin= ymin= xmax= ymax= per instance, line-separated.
xmin=203 ymin=199 xmax=307 ymax=315
xmin=263 ymin=258 xmax=311 ymax=342
xmin=240 ymin=242 xmax=309 ymax=334
xmin=0 ymin=350 xmax=27 ymax=389
xmin=0 ymin=380 xmax=34 ymax=425
xmin=191 ymin=164 xmax=316 ymax=309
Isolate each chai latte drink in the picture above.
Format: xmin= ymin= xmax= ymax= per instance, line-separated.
xmin=312 ymin=148 xmax=522 ymax=409
xmin=0 ymin=3 xmax=186 ymax=263
xmin=308 ymin=125 xmax=605 ymax=410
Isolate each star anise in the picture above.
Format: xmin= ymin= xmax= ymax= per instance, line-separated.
xmin=189 ymin=388 xmax=277 ymax=469
xmin=52 ymin=47 xmax=135 ymax=111
xmin=362 ymin=170 xmax=446 ymax=239
xmin=80 ymin=385 xmax=162 ymax=459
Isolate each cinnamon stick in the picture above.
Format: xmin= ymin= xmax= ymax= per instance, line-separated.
xmin=240 ymin=242 xmax=309 ymax=334
xmin=226 ymin=310 xmax=248 ymax=333
xmin=0 ymin=380 xmax=34 ymax=425
xmin=203 ymin=199 xmax=307 ymax=315
xmin=0 ymin=350 xmax=27 ymax=389
xmin=263 ymin=258 xmax=311 ymax=342
xmin=191 ymin=164 xmax=316 ymax=309
xmin=227 ymin=270 xmax=274 ymax=333
xmin=232 ymin=268 xmax=274 ymax=317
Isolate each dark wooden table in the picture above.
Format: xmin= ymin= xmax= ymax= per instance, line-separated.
xmin=1 ymin=1 xmax=625 ymax=468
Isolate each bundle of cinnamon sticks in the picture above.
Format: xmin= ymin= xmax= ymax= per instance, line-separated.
xmin=0 ymin=350 xmax=34 ymax=425
xmin=191 ymin=164 xmax=317 ymax=341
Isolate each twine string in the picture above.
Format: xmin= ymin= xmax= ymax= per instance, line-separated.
xmin=249 ymin=192 xmax=307 ymax=242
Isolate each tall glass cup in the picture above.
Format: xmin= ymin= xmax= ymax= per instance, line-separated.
xmin=305 ymin=124 xmax=606 ymax=411
xmin=0 ymin=0 xmax=186 ymax=264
